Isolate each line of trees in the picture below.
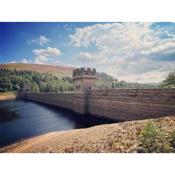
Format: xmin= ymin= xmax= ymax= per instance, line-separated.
xmin=0 ymin=69 xmax=73 ymax=92
xmin=96 ymin=72 xmax=159 ymax=89
xmin=97 ymin=70 xmax=175 ymax=89
xmin=0 ymin=68 xmax=174 ymax=93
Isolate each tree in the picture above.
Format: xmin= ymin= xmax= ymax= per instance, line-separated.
xmin=39 ymin=82 xmax=46 ymax=92
xmin=161 ymin=70 xmax=175 ymax=88
xmin=31 ymin=82 xmax=40 ymax=92
xmin=13 ymin=84 xmax=21 ymax=91
xmin=0 ymin=78 xmax=12 ymax=92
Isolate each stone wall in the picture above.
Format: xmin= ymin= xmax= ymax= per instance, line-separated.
xmin=88 ymin=89 xmax=175 ymax=121
xmin=18 ymin=88 xmax=175 ymax=121
xmin=18 ymin=92 xmax=86 ymax=114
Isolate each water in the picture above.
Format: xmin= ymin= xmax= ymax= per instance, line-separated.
xmin=0 ymin=100 xmax=112 ymax=147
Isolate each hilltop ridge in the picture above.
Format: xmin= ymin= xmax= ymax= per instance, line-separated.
xmin=0 ymin=63 xmax=74 ymax=76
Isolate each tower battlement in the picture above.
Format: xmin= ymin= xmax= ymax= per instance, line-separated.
xmin=73 ymin=67 xmax=96 ymax=77
xmin=73 ymin=67 xmax=97 ymax=93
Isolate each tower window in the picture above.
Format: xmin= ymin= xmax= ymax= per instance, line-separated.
xmin=89 ymin=86 xmax=91 ymax=90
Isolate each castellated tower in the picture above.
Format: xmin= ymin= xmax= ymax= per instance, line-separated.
xmin=73 ymin=67 xmax=97 ymax=93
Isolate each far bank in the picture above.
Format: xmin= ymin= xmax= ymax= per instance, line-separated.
xmin=0 ymin=92 xmax=17 ymax=101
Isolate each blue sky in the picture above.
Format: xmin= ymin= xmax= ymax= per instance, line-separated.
xmin=0 ymin=22 xmax=175 ymax=83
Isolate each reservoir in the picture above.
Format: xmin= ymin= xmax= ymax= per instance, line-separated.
xmin=0 ymin=100 xmax=112 ymax=148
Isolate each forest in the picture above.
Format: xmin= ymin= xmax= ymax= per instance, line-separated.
xmin=0 ymin=69 xmax=73 ymax=92
xmin=0 ymin=68 xmax=174 ymax=92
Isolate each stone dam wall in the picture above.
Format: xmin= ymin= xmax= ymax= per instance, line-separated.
xmin=18 ymin=89 xmax=175 ymax=121
xmin=88 ymin=89 xmax=175 ymax=121
xmin=18 ymin=92 xmax=86 ymax=114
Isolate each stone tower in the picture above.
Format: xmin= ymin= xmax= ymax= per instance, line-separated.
xmin=22 ymin=83 xmax=32 ymax=93
xmin=73 ymin=67 xmax=97 ymax=93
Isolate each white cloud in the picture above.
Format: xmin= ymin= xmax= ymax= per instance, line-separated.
xmin=9 ymin=47 xmax=62 ymax=65
xmin=21 ymin=58 xmax=29 ymax=63
xmin=8 ymin=61 xmax=17 ymax=64
xmin=78 ymin=51 xmax=108 ymax=65
xmin=33 ymin=47 xmax=62 ymax=57
xmin=33 ymin=47 xmax=62 ymax=64
xmin=8 ymin=59 xmax=31 ymax=64
xmin=28 ymin=35 xmax=51 ymax=46
xmin=70 ymin=23 xmax=175 ymax=83
xmin=34 ymin=56 xmax=48 ymax=64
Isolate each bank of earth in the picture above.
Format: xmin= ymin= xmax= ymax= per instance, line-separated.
xmin=1 ymin=115 xmax=175 ymax=153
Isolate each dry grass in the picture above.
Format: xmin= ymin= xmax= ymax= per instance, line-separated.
xmin=0 ymin=63 xmax=73 ymax=76
xmin=1 ymin=115 xmax=175 ymax=153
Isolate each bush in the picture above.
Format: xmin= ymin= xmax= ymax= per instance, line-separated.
xmin=170 ymin=131 xmax=175 ymax=152
xmin=138 ymin=121 xmax=173 ymax=153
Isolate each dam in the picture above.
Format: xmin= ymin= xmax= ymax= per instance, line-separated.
xmin=18 ymin=67 xmax=175 ymax=122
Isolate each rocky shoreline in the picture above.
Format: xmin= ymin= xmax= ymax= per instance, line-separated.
xmin=1 ymin=115 xmax=175 ymax=153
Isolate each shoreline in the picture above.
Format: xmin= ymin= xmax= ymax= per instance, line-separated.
xmin=1 ymin=115 xmax=175 ymax=153
xmin=0 ymin=92 xmax=17 ymax=101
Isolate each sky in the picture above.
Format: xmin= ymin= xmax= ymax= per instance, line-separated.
xmin=0 ymin=22 xmax=175 ymax=83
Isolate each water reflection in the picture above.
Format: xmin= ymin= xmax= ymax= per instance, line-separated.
xmin=0 ymin=107 xmax=18 ymax=122
xmin=0 ymin=100 xmax=112 ymax=147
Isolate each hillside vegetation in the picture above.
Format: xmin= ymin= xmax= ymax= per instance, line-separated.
xmin=0 ymin=69 xmax=73 ymax=92
xmin=0 ymin=63 xmax=161 ymax=93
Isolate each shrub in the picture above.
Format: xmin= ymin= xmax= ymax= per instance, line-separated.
xmin=170 ymin=131 xmax=175 ymax=152
xmin=138 ymin=121 xmax=173 ymax=153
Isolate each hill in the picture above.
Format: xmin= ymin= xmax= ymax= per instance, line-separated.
xmin=0 ymin=63 xmax=74 ymax=77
